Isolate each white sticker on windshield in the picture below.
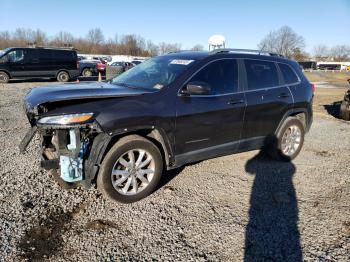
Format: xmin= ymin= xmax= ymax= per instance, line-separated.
xmin=170 ymin=59 xmax=194 ymax=65
xmin=153 ymin=84 xmax=164 ymax=89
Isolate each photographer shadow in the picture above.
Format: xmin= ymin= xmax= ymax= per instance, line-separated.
xmin=244 ymin=150 xmax=302 ymax=262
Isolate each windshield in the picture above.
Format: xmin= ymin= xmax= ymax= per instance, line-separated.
xmin=111 ymin=56 xmax=196 ymax=90
xmin=0 ymin=48 xmax=9 ymax=57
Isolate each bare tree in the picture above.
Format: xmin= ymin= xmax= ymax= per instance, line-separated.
xmin=312 ymin=45 xmax=329 ymax=59
xmin=13 ymin=28 xmax=34 ymax=45
xmin=158 ymin=42 xmax=181 ymax=55
xmin=258 ymin=26 xmax=305 ymax=59
xmin=53 ymin=31 xmax=74 ymax=46
xmin=86 ymin=28 xmax=104 ymax=53
xmin=0 ymin=31 xmax=11 ymax=49
xmin=191 ymin=44 xmax=204 ymax=51
xmin=32 ymin=29 xmax=47 ymax=46
xmin=146 ymin=40 xmax=159 ymax=56
xmin=86 ymin=28 xmax=104 ymax=45
xmin=329 ymin=45 xmax=350 ymax=61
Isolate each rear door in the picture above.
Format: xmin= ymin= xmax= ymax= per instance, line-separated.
xmin=175 ymin=59 xmax=246 ymax=156
xmin=241 ymin=59 xmax=293 ymax=143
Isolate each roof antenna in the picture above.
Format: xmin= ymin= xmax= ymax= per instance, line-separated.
xmin=208 ymin=35 xmax=226 ymax=51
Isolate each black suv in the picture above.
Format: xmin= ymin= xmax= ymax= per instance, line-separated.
xmin=0 ymin=47 xmax=79 ymax=83
xmin=20 ymin=49 xmax=313 ymax=203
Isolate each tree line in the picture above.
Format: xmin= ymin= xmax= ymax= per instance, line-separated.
xmin=258 ymin=26 xmax=350 ymax=61
xmin=0 ymin=26 xmax=348 ymax=61
xmin=0 ymin=28 xmax=204 ymax=57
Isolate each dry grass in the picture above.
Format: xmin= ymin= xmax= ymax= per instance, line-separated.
xmin=304 ymin=71 xmax=350 ymax=86
xmin=313 ymin=87 xmax=346 ymax=118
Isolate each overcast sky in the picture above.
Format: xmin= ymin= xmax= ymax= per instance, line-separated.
xmin=1 ymin=0 xmax=349 ymax=51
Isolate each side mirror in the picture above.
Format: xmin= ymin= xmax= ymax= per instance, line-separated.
xmin=183 ymin=81 xmax=211 ymax=95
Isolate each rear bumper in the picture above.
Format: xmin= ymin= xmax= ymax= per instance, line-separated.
xmin=68 ymin=69 xmax=80 ymax=79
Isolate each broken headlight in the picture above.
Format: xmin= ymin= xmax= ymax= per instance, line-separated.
xmin=38 ymin=113 xmax=94 ymax=125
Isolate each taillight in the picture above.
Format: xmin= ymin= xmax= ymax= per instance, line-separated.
xmin=311 ymin=83 xmax=316 ymax=93
xmin=77 ymin=61 xmax=80 ymax=69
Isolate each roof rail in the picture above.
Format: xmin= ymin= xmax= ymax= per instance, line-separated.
xmin=210 ymin=48 xmax=284 ymax=58
xmin=166 ymin=50 xmax=190 ymax=54
xmin=26 ymin=43 xmax=76 ymax=50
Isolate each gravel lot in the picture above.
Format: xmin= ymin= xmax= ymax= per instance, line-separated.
xmin=0 ymin=81 xmax=349 ymax=261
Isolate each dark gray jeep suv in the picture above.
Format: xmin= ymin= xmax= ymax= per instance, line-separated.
xmin=20 ymin=49 xmax=314 ymax=203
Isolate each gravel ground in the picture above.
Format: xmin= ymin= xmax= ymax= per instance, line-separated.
xmin=0 ymin=81 xmax=349 ymax=261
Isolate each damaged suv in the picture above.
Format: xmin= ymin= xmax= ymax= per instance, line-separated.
xmin=20 ymin=49 xmax=313 ymax=203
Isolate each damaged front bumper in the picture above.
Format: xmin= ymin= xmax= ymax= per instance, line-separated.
xmin=19 ymin=117 xmax=108 ymax=188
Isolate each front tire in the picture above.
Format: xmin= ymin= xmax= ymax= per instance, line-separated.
xmin=57 ymin=71 xmax=70 ymax=82
xmin=0 ymin=72 xmax=9 ymax=83
xmin=267 ymin=117 xmax=305 ymax=161
xmin=97 ymin=135 xmax=163 ymax=203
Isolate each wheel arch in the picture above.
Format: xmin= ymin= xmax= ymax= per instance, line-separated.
xmin=0 ymin=70 xmax=12 ymax=79
xmin=55 ymin=69 xmax=70 ymax=78
xmin=84 ymin=127 xmax=173 ymax=187
xmin=275 ymin=108 xmax=309 ymax=136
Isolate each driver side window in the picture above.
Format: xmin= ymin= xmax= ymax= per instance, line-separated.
xmin=8 ymin=50 xmax=24 ymax=63
xmin=190 ymin=59 xmax=238 ymax=95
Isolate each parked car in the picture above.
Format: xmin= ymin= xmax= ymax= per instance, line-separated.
xmin=131 ymin=60 xmax=143 ymax=65
xmin=96 ymin=61 xmax=106 ymax=74
xmin=110 ymin=61 xmax=134 ymax=72
xmin=20 ymin=49 xmax=314 ymax=203
xmin=0 ymin=47 xmax=79 ymax=83
xmin=79 ymin=59 xmax=105 ymax=77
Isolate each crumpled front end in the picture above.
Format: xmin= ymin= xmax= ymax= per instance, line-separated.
xmin=20 ymin=100 xmax=104 ymax=188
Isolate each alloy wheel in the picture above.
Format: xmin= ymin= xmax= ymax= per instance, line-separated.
xmin=111 ymin=149 xmax=155 ymax=195
xmin=281 ymin=125 xmax=301 ymax=156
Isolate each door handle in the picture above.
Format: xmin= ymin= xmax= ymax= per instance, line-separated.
xmin=228 ymin=99 xmax=244 ymax=105
xmin=278 ymin=93 xmax=290 ymax=98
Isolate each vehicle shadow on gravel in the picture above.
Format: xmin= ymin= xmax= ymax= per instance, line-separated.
xmin=323 ymin=101 xmax=342 ymax=119
xmin=244 ymin=151 xmax=302 ymax=262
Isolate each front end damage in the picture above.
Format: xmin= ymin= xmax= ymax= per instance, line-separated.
xmin=42 ymin=127 xmax=92 ymax=183
xmin=20 ymin=105 xmax=108 ymax=189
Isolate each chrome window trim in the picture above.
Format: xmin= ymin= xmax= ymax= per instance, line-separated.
xmin=277 ymin=62 xmax=301 ymax=85
xmin=177 ymin=57 xmax=301 ymax=98
xmin=177 ymin=58 xmax=239 ymax=97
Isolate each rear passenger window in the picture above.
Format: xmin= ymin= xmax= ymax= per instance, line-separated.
xmin=52 ymin=50 xmax=74 ymax=61
xmin=279 ymin=63 xmax=299 ymax=84
xmin=39 ymin=50 xmax=53 ymax=61
xmin=190 ymin=59 xmax=238 ymax=95
xmin=244 ymin=60 xmax=279 ymax=90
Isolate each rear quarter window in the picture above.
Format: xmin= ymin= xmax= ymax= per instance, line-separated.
xmin=278 ymin=63 xmax=299 ymax=84
xmin=53 ymin=50 xmax=75 ymax=61
xmin=244 ymin=59 xmax=279 ymax=90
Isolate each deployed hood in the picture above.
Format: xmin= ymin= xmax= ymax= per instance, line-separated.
xmin=24 ymin=82 xmax=157 ymax=109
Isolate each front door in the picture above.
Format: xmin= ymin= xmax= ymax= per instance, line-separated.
xmin=6 ymin=49 xmax=26 ymax=77
xmin=175 ymin=59 xmax=246 ymax=160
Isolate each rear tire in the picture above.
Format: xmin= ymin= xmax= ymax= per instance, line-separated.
xmin=0 ymin=72 xmax=9 ymax=83
xmin=267 ymin=117 xmax=305 ymax=161
xmin=340 ymin=100 xmax=350 ymax=120
xmin=82 ymin=68 xmax=93 ymax=77
xmin=97 ymin=135 xmax=163 ymax=203
xmin=57 ymin=71 xmax=70 ymax=82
